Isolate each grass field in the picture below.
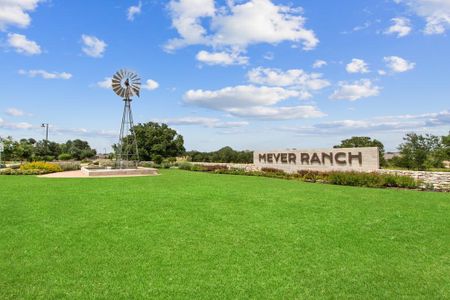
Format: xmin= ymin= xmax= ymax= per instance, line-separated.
xmin=1 ymin=169 xmax=449 ymax=299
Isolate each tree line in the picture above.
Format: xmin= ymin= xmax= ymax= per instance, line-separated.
xmin=2 ymin=120 xmax=449 ymax=171
xmin=0 ymin=137 xmax=97 ymax=162
xmin=186 ymin=147 xmax=253 ymax=164
xmin=334 ymin=133 xmax=450 ymax=170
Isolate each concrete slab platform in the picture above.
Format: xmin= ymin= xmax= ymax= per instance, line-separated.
xmin=38 ymin=167 xmax=159 ymax=178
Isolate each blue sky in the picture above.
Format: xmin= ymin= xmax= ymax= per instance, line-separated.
xmin=0 ymin=0 xmax=449 ymax=152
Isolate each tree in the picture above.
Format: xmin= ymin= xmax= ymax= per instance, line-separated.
xmin=123 ymin=122 xmax=185 ymax=161
xmin=442 ymin=132 xmax=450 ymax=160
xmin=397 ymin=133 xmax=445 ymax=170
xmin=61 ymin=139 xmax=97 ymax=160
xmin=0 ymin=136 xmax=14 ymax=161
xmin=185 ymin=147 xmax=253 ymax=163
xmin=334 ymin=136 xmax=386 ymax=166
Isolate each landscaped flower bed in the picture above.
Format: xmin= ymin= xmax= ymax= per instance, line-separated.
xmin=178 ymin=162 xmax=423 ymax=190
xmin=0 ymin=162 xmax=63 ymax=175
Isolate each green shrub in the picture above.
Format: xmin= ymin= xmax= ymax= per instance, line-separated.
xmin=178 ymin=162 xmax=193 ymax=170
xmin=20 ymin=162 xmax=62 ymax=173
xmin=198 ymin=168 xmax=422 ymax=190
xmin=153 ymin=155 xmax=163 ymax=165
xmin=326 ymin=171 xmax=420 ymax=189
xmin=191 ymin=164 xmax=206 ymax=172
xmin=394 ymin=175 xmax=420 ymax=189
xmin=160 ymin=163 xmax=171 ymax=169
xmin=55 ymin=161 xmax=81 ymax=171
xmin=297 ymin=170 xmax=324 ymax=183
xmin=58 ymin=153 xmax=72 ymax=161
xmin=166 ymin=157 xmax=177 ymax=163
xmin=215 ymin=168 xmax=247 ymax=176
xmin=261 ymin=167 xmax=284 ymax=174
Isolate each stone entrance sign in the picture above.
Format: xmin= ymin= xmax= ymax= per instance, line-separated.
xmin=254 ymin=147 xmax=379 ymax=173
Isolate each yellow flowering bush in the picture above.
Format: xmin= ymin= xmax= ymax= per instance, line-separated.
xmin=20 ymin=162 xmax=63 ymax=173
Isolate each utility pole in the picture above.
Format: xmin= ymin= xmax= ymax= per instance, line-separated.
xmin=41 ymin=123 xmax=49 ymax=141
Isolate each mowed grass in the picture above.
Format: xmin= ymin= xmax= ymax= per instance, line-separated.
xmin=0 ymin=170 xmax=449 ymax=299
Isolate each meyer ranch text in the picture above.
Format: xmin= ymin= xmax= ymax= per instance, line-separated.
xmin=254 ymin=148 xmax=380 ymax=172
xmin=258 ymin=151 xmax=362 ymax=166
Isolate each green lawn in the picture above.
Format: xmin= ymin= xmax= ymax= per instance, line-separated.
xmin=1 ymin=170 xmax=449 ymax=299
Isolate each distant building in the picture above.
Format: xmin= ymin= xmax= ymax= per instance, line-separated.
xmin=384 ymin=152 xmax=401 ymax=160
xmin=444 ymin=161 xmax=450 ymax=169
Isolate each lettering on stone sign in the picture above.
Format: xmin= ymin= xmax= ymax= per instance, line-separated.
xmin=348 ymin=152 xmax=362 ymax=165
xmin=255 ymin=148 xmax=378 ymax=172
xmin=257 ymin=151 xmax=366 ymax=166
xmin=259 ymin=154 xmax=266 ymax=162
xmin=288 ymin=153 xmax=296 ymax=163
xmin=301 ymin=153 xmax=310 ymax=165
xmin=274 ymin=153 xmax=281 ymax=163
xmin=335 ymin=152 xmax=347 ymax=165
xmin=310 ymin=153 xmax=321 ymax=165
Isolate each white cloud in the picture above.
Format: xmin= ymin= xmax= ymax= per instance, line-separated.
xmin=395 ymin=0 xmax=450 ymax=34
xmin=0 ymin=0 xmax=41 ymax=30
xmin=127 ymin=2 xmax=142 ymax=21
xmin=312 ymin=60 xmax=327 ymax=69
xmin=6 ymin=107 xmax=25 ymax=117
xmin=97 ymin=77 xmax=112 ymax=89
xmin=384 ymin=56 xmax=415 ymax=73
xmin=385 ymin=17 xmax=412 ymax=37
xmin=330 ymin=79 xmax=381 ymax=101
xmin=211 ymin=0 xmax=318 ymax=51
xmin=142 ymin=79 xmax=159 ymax=90
xmin=7 ymin=33 xmax=41 ymax=55
xmin=280 ymin=110 xmax=450 ymax=135
xmin=352 ymin=21 xmax=371 ymax=32
xmin=196 ymin=50 xmax=248 ymax=66
xmin=184 ymin=84 xmax=325 ymax=120
xmin=185 ymin=85 xmax=299 ymax=109
xmin=166 ymin=0 xmax=318 ymax=52
xmin=247 ymin=67 xmax=330 ymax=99
xmin=346 ymin=58 xmax=369 ymax=74
xmin=165 ymin=0 xmax=215 ymax=51
xmin=226 ymin=105 xmax=326 ymax=120
xmin=53 ymin=127 xmax=117 ymax=138
xmin=154 ymin=117 xmax=249 ymax=128
xmin=0 ymin=119 xmax=33 ymax=130
xmin=18 ymin=69 xmax=72 ymax=79
xmin=81 ymin=34 xmax=107 ymax=58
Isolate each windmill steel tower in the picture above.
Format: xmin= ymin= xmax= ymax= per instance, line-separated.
xmin=112 ymin=69 xmax=141 ymax=169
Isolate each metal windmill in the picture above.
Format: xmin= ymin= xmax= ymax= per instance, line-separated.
xmin=112 ymin=69 xmax=141 ymax=168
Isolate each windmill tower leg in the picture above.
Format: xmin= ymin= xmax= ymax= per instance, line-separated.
xmin=117 ymin=99 xmax=140 ymax=169
xmin=127 ymin=101 xmax=140 ymax=166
